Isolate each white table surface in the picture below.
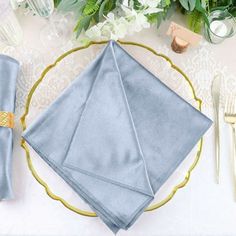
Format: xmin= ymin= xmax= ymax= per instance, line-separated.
xmin=0 ymin=9 xmax=236 ymax=236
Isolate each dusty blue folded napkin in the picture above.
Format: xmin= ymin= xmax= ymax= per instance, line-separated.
xmin=0 ymin=54 xmax=19 ymax=200
xmin=22 ymin=41 xmax=212 ymax=233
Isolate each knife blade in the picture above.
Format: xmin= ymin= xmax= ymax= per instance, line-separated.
xmin=211 ymin=74 xmax=221 ymax=184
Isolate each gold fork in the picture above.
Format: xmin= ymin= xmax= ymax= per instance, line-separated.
xmin=224 ymin=96 xmax=236 ymax=199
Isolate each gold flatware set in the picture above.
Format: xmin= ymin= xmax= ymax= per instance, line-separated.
xmin=212 ymin=74 xmax=236 ymax=198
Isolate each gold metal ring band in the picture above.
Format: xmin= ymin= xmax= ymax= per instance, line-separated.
xmin=0 ymin=111 xmax=14 ymax=128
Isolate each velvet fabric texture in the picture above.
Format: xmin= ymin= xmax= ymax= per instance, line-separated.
xmin=0 ymin=54 xmax=19 ymax=200
xmin=22 ymin=41 xmax=212 ymax=233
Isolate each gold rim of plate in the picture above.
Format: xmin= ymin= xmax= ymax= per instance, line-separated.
xmin=20 ymin=40 xmax=203 ymax=217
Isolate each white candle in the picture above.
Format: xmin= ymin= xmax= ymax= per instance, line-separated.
xmin=210 ymin=20 xmax=228 ymax=37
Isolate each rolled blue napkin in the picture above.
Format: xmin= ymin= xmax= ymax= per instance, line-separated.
xmin=0 ymin=54 xmax=19 ymax=200
xmin=22 ymin=41 xmax=212 ymax=233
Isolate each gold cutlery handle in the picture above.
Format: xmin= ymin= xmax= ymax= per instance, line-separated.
xmin=232 ymin=125 xmax=236 ymax=200
xmin=214 ymin=113 xmax=220 ymax=184
xmin=211 ymin=74 xmax=221 ymax=184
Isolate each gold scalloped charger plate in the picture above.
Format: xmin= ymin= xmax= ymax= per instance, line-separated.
xmin=21 ymin=41 xmax=203 ymax=217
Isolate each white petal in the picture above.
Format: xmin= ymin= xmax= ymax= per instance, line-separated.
xmin=143 ymin=7 xmax=163 ymax=14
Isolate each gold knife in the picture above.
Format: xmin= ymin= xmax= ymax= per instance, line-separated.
xmin=211 ymin=74 xmax=221 ymax=184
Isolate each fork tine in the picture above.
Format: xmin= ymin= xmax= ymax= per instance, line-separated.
xmin=225 ymin=95 xmax=235 ymax=115
xmin=225 ymin=96 xmax=230 ymax=114
xmin=224 ymin=98 xmax=227 ymax=114
xmin=230 ymin=96 xmax=235 ymax=114
xmin=230 ymin=96 xmax=234 ymax=114
xmin=231 ymin=96 xmax=233 ymax=113
xmin=233 ymin=96 xmax=236 ymax=114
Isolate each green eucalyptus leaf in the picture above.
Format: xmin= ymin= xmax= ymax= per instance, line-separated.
xmin=83 ymin=0 xmax=100 ymax=15
xmin=156 ymin=12 xmax=164 ymax=28
xmin=57 ymin=0 xmax=84 ymax=12
xmin=133 ymin=0 xmax=141 ymax=10
xmin=162 ymin=2 xmax=177 ymax=20
xmin=153 ymin=1 xmax=176 ymax=27
xmin=160 ymin=0 xmax=171 ymax=8
xmin=179 ymin=0 xmax=196 ymax=11
xmin=146 ymin=13 xmax=158 ymax=23
xmin=187 ymin=10 xmax=203 ymax=32
xmin=54 ymin=0 xmax=62 ymax=7
xmin=195 ymin=0 xmax=210 ymax=27
xmin=165 ymin=0 xmax=171 ymax=6
xmin=104 ymin=0 xmax=116 ymax=13
xmin=93 ymin=11 xmax=100 ymax=22
xmin=160 ymin=0 xmax=166 ymax=7
xmin=229 ymin=6 xmax=236 ymax=16
xmin=57 ymin=0 xmax=88 ymax=18
xmin=211 ymin=5 xmax=230 ymax=11
xmin=201 ymin=0 xmax=207 ymax=8
xmin=74 ymin=15 xmax=92 ymax=38
xmin=99 ymin=0 xmax=109 ymax=20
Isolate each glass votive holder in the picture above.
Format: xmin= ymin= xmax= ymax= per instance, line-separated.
xmin=0 ymin=1 xmax=23 ymax=46
xmin=205 ymin=9 xmax=236 ymax=44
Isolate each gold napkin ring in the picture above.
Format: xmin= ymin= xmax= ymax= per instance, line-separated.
xmin=0 ymin=111 xmax=14 ymax=128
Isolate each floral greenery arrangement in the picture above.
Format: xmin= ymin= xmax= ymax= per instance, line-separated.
xmin=54 ymin=0 xmax=236 ymax=40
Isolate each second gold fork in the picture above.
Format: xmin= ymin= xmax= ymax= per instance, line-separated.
xmin=224 ymin=96 xmax=236 ymax=199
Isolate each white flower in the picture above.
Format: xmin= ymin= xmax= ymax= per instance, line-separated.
xmin=114 ymin=18 xmax=129 ymax=37
xmin=131 ymin=13 xmax=150 ymax=32
xmin=137 ymin=0 xmax=163 ymax=14
xmin=105 ymin=12 xmax=116 ymax=23
xmin=122 ymin=0 xmax=129 ymax=7
xmin=85 ymin=4 xmax=154 ymax=41
xmin=105 ymin=13 xmax=129 ymax=39
xmin=85 ymin=25 xmax=102 ymax=40
xmin=138 ymin=0 xmax=161 ymax=8
xmin=121 ymin=5 xmax=150 ymax=32
xmin=142 ymin=7 xmax=163 ymax=14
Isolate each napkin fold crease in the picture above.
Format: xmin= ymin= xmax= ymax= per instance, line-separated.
xmin=22 ymin=41 xmax=212 ymax=233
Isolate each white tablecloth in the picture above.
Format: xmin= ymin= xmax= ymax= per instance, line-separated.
xmin=0 ymin=9 xmax=236 ymax=236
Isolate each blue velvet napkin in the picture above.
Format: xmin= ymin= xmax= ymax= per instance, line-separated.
xmin=0 ymin=54 xmax=19 ymax=200
xmin=22 ymin=41 xmax=212 ymax=233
